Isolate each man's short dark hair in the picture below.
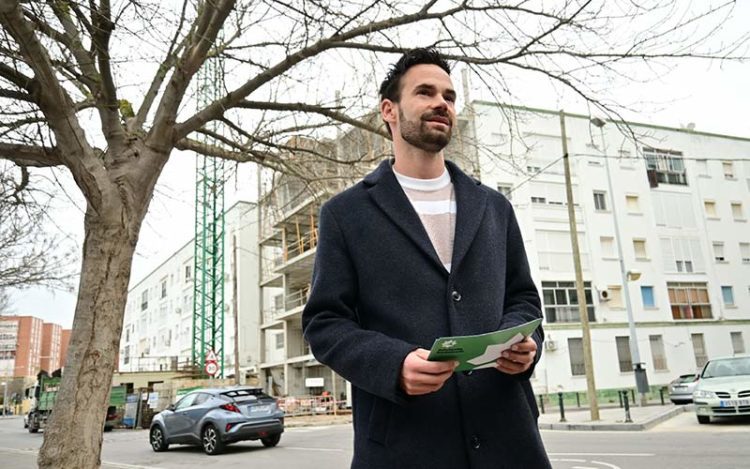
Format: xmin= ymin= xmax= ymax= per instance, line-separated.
xmin=379 ymin=48 xmax=451 ymax=103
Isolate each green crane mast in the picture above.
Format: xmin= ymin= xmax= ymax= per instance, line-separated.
xmin=192 ymin=53 xmax=225 ymax=378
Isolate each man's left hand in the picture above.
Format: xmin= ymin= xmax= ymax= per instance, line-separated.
xmin=495 ymin=336 xmax=537 ymax=375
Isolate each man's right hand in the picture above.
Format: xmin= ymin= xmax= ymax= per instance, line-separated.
xmin=400 ymin=348 xmax=458 ymax=396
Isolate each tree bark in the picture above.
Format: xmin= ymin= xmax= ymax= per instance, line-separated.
xmin=38 ymin=201 xmax=144 ymax=469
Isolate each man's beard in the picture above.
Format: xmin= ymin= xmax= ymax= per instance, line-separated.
xmin=398 ymin=108 xmax=452 ymax=153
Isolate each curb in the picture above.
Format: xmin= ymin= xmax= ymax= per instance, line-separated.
xmin=285 ymin=415 xmax=353 ymax=428
xmin=538 ymin=405 xmax=688 ymax=431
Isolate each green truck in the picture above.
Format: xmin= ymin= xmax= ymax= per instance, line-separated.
xmin=26 ymin=373 xmax=126 ymax=433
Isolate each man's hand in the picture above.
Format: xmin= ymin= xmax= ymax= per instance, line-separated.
xmin=400 ymin=348 xmax=457 ymax=396
xmin=495 ymin=336 xmax=537 ymax=375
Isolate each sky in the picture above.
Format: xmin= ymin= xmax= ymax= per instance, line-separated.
xmin=5 ymin=2 xmax=750 ymax=329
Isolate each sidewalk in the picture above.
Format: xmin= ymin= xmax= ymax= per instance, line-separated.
xmin=537 ymin=402 xmax=689 ymax=431
xmin=283 ymin=404 xmax=689 ymax=432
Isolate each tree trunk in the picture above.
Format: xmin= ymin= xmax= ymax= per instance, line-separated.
xmin=38 ymin=202 xmax=144 ymax=469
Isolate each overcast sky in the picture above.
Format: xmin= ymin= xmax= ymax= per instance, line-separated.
xmin=6 ymin=2 xmax=749 ymax=329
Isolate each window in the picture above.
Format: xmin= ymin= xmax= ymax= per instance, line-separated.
xmin=593 ymin=191 xmax=607 ymax=211
xmin=141 ymin=290 xmax=148 ymax=311
xmin=723 ymin=161 xmax=735 ymax=179
xmin=567 ymin=338 xmax=585 ymax=376
xmin=185 ymin=265 xmax=192 ymax=281
xmin=174 ymin=393 xmax=198 ymax=411
xmin=616 ymin=336 xmax=633 ymax=372
xmin=704 ymin=201 xmax=717 ymax=218
xmin=625 ymin=195 xmax=640 ymax=213
xmin=527 ymin=165 xmax=541 ymax=173
xmin=641 ymin=286 xmax=656 ymax=308
xmin=275 ymin=332 xmax=284 ymax=350
xmin=691 ymin=333 xmax=708 ymax=369
xmin=731 ymin=202 xmax=744 ymax=221
xmin=713 ymin=242 xmax=725 ymax=262
xmin=531 ymin=196 xmax=546 ymax=204
xmin=696 ymin=159 xmax=708 ymax=176
xmin=633 ymin=239 xmax=648 ymax=259
xmin=607 ymin=286 xmax=623 ymax=308
xmin=721 ymin=286 xmax=735 ymax=306
xmin=497 ymin=184 xmax=512 ymax=201
xmin=542 ymin=281 xmax=595 ymax=323
xmin=649 ymin=335 xmax=668 ymax=371
xmin=741 ymin=243 xmax=750 ymax=264
xmin=653 ymin=192 xmax=696 ymax=228
xmin=600 ymin=236 xmax=615 ymax=258
xmin=731 ymin=332 xmax=745 ymax=355
xmin=660 ymin=237 xmax=704 ymax=273
xmin=668 ymin=282 xmax=712 ymax=319
xmin=161 ymin=279 xmax=167 ymax=299
xmin=644 ymin=147 xmax=687 ymax=185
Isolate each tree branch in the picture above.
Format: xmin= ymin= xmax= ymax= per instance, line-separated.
xmin=0 ymin=142 xmax=62 ymax=167
xmin=237 ymin=100 xmax=390 ymax=138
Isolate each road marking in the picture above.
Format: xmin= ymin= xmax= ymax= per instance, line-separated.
xmin=281 ymin=446 xmax=347 ymax=452
xmin=591 ymin=461 xmax=622 ymax=469
xmin=549 ymin=453 xmax=654 ymax=457
xmin=571 ymin=466 xmax=600 ymax=469
xmin=0 ymin=446 xmax=163 ymax=469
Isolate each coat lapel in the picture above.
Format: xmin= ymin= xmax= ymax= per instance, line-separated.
xmin=446 ymin=160 xmax=488 ymax=274
xmin=364 ymin=160 xmax=446 ymax=273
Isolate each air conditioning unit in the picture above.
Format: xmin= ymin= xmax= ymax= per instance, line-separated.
xmin=598 ymin=288 xmax=611 ymax=302
xmin=544 ymin=340 xmax=557 ymax=352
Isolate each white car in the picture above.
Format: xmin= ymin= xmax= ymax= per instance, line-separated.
xmin=693 ymin=355 xmax=750 ymax=424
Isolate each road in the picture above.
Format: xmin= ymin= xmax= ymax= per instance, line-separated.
xmin=1 ymin=412 xmax=748 ymax=468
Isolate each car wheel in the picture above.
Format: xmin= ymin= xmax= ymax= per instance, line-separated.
xmin=697 ymin=415 xmax=710 ymax=424
xmin=261 ymin=434 xmax=281 ymax=448
xmin=150 ymin=426 xmax=169 ymax=452
xmin=202 ymin=424 xmax=225 ymax=455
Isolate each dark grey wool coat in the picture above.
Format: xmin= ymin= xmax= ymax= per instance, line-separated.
xmin=302 ymin=159 xmax=551 ymax=469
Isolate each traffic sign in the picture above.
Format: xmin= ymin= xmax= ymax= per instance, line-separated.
xmin=204 ymin=361 xmax=219 ymax=376
xmin=205 ymin=349 xmax=218 ymax=363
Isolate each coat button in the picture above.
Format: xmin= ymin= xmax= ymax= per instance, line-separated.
xmin=451 ymin=291 xmax=462 ymax=302
xmin=471 ymin=436 xmax=480 ymax=449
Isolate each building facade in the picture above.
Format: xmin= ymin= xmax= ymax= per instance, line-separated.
xmin=470 ymin=102 xmax=750 ymax=394
xmin=41 ymin=322 xmax=62 ymax=373
xmin=119 ymin=201 xmax=263 ymax=380
xmin=0 ymin=316 xmax=68 ymax=378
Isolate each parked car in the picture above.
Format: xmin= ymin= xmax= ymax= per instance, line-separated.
xmin=668 ymin=373 xmax=699 ymax=404
xmin=693 ymin=355 xmax=750 ymax=424
xmin=149 ymin=387 xmax=284 ymax=455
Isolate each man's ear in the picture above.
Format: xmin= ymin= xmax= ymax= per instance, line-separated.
xmin=380 ymin=99 xmax=397 ymax=132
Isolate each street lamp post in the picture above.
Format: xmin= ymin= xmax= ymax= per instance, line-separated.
xmin=591 ymin=117 xmax=649 ymax=405
xmin=1 ymin=381 xmax=7 ymax=416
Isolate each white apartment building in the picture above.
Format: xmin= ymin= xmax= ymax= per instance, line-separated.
xmin=470 ymin=102 xmax=750 ymax=395
xmin=119 ymin=201 xmax=266 ymax=379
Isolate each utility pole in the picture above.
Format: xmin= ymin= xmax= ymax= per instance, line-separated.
xmin=232 ymin=233 xmax=240 ymax=385
xmin=560 ymin=110 xmax=599 ymax=420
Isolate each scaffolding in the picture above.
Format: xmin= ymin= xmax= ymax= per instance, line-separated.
xmin=192 ymin=53 xmax=225 ymax=378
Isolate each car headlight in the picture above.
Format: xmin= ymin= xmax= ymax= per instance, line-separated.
xmin=693 ymin=390 xmax=717 ymax=399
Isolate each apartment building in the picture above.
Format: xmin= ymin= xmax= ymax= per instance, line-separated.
xmin=256 ymin=102 xmax=749 ymax=397
xmin=40 ymin=322 xmax=62 ymax=373
xmin=470 ymin=102 xmax=750 ymax=394
xmin=118 ymin=201 xmax=263 ymax=380
xmin=0 ymin=315 xmax=43 ymax=377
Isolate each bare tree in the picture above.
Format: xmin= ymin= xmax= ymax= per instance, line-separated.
xmin=0 ymin=1 xmax=746 ymax=467
xmin=0 ymin=162 xmax=74 ymax=292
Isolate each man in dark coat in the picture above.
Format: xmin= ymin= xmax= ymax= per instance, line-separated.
xmin=302 ymin=48 xmax=551 ymax=469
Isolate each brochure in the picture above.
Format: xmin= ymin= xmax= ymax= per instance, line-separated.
xmin=427 ymin=318 xmax=543 ymax=372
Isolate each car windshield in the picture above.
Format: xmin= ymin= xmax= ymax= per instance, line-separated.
xmin=676 ymin=374 xmax=697 ymax=383
xmin=701 ymin=357 xmax=750 ymax=378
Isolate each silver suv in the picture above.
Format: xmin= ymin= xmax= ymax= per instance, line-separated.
xmin=150 ymin=387 xmax=284 ymax=455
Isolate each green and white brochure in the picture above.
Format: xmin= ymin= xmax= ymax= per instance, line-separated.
xmin=427 ymin=318 xmax=543 ymax=372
